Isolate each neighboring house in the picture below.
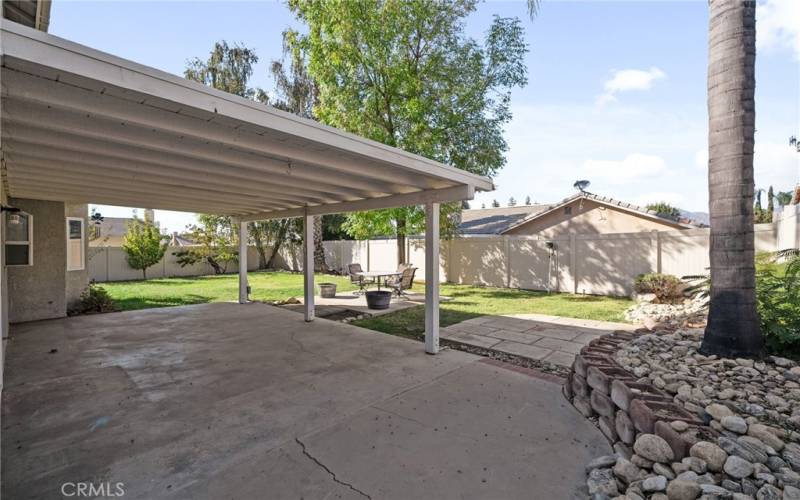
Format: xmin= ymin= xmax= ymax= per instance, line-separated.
xmin=90 ymin=209 xmax=158 ymax=247
xmin=458 ymin=205 xmax=547 ymax=235
xmin=460 ymin=192 xmax=697 ymax=238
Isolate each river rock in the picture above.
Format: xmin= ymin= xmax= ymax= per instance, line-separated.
xmin=724 ymin=455 xmax=754 ymax=479
xmin=642 ymin=475 xmax=668 ymax=492
xmin=721 ymin=415 xmax=748 ymax=434
xmin=706 ymin=403 xmax=735 ymax=421
xmin=634 ymin=434 xmax=675 ymax=463
xmin=747 ymin=424 xmax=785 ymax=452
xmin=587 ymin=467 xmax=619 ymax=497
xmin=613 ymin=457 xmax=642 ymax=484
xmin=666 ymin=480 xmax=701 ymax=500
xmin=690 ymin=441 xmax=728 ymax=472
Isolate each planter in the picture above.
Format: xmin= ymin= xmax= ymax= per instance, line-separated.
xmin=365 ymin=290 xmax=392 ymax=310
xmin=319 ymin=283 xmax=337 ymax=298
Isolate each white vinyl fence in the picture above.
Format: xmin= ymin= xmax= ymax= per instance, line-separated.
xmin=90 ymin=205 xmax=800 ymax=296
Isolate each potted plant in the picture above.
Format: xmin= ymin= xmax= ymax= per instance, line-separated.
xmin=365 ymin=290 xmax=392 ymax=309
xmin=319 ymin=283 xmax=337 ymax=298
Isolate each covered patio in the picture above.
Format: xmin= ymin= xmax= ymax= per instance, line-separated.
xmin=0 ymin=19 xmax=493 ymax=354
xmin=2 ymin=302 xmax=610 ymax=499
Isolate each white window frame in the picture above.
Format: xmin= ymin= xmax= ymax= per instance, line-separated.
xmin=5 ymin=211 xmax=33 ymax=267
xmin=66 ymin=217 xmax=85 ymax=271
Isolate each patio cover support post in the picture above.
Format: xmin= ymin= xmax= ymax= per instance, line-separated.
xmin=425 ymin=202 xmax=440 ymax=354
xmin=303 ymin=208 xmax=315 ymax=322
xmin=238 ymin=221 xmax=248 ymax=304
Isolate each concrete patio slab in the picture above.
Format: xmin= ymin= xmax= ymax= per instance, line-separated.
xmin=441 ymin=313 xmax=635 ymax=367
xmin=2 ymin=303 xmax=609 ymax=500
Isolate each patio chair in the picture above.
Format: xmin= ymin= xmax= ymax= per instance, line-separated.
xmin=389 ymin=267 xmax=417 ymax=297
xmin=347 ymin=263 xmax=373 ymax=294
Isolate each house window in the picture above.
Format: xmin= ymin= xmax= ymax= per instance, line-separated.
xmin=5 ymin=211 xmax=33 ymax=266
xmin=66 ymin=217 xmax=85 ymax=271
xmin=564 ymin=206 xmax=572 ymax=215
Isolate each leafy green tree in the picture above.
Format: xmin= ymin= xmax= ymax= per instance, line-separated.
xmin=185 ymin=41 xmax=267 ymax=102
xmin=286 ymin=0 xmax=528 ymax=264
xmin=776 ymin=190 xmax=793 ymax=207
xmin=646 ymin=202 xmax=681 ymax=220
xmin=175 ymin=215 xmax=239 ymax=275
xmin=122 ymin=219 xmax=168 ymax=279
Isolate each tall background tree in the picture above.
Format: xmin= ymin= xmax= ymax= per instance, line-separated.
xmin=700 ymin=0 xmax=762 ymax=358
xmin=287 ymin=0 xmax=528 ymax=264
xmin=269 ymin=32 xmax=330 ymax=272
xmin=184 ymin=40 xmax=323 ymax=272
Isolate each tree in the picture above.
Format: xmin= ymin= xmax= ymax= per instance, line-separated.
xmin=287 ymin=0 xmax=528 ymax=265
xmin=481 ymin=203 xmax=486 ymax=209
xmin=700 ymin=0 xmax=762 ymax=358
xmin=646 ymin=202 xmax=681 ymax=220
xmin=525 ymin=195 xmax=531 ymax=206
xmin=185 ymin=41 xmax=316 ymax=271
xmin=462 ymin=200 xmax=471 ymax=210
xmin=776 ymin=190 xmax=793 ymax=206
xmin=269 ymin=32 xmax=330 ymax=272
xmin=122 ymin=218 xmax=168 ymax=279
xmin=185 ymin=41 xmax=266 ymax=102
xmin=767 ymin=185 xmax=775 ymax=218
xmin=508 ymin=197 xmax=517 ymax=207
xmin=175 ymin=215 xmax=239 ymax=275
xmin=491 ymin=199 xmax=500 ymax=208
xmin=753 ymin=188 xmax=771 ymax=223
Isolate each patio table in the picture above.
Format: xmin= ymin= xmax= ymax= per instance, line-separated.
xmin=356 ymin=271 xmax=402 ymax=291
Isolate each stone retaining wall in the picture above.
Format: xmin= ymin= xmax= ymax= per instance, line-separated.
xmin=564 ymin=331 xmax=717 ymax=462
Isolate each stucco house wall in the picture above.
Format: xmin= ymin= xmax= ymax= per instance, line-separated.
xmin=504 ymin=199 xmax=684 ymax=238
xmin=6 ymin=198 xmax=88 ymax=323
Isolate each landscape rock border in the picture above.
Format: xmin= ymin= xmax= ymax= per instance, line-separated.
xmin=566 ymin=329 xmax=800 ymax=499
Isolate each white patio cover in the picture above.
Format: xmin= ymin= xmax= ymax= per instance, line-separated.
xmin=0 ymin=20 xmax=492 ymax=218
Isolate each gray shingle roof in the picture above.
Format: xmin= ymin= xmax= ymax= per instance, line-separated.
xmin=458 ymin=205 xmax=548 ymax=235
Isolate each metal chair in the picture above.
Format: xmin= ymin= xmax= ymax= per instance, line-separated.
xmin=389 ymin=267 xmax=417 ymax=297
xmin=348 ymin=263 xmax=373 ymax=294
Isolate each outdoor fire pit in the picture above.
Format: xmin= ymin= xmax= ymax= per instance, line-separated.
xmin=365 ymin=290 xmax=392 ymax=310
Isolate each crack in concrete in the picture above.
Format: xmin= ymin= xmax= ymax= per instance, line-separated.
xmin=295 ymin=437 xmax=372 ymax=499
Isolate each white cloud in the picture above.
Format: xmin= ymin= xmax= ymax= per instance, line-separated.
xmin=582 ymin=153 xmax=667 ymax=182
xmin=754 ymin=141 xmax=799 ymax=190
xmin=694 ymin=149 xmax=708 ymax=170
xmin=597 ymin=67 xmax=666 ymax=105
xmin=757 ymin=0 xmax=800 ymax=59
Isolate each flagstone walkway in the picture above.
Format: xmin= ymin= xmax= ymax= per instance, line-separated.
xmin=440 ymin=313 xmax=636 ymax=367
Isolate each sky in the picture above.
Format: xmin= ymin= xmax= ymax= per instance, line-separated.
xmin=49 ymin=0 xmax=800 ymax=233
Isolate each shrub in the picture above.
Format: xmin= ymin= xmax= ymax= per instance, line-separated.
xmin=756 ymin=251 xmax=800 ymax=357
xmin=70 ymin=282 xmax=117 ymax=315
xmin=633 ymin=273 xmax=683 ymax=303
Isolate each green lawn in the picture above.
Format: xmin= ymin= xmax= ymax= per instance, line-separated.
xmin=100 ymin=271 xmax=356 ymax=311
xmin=100 ymin=273 xmax=633 ymax=337
xmin=352 ymin=283 xmax=632 ymax=339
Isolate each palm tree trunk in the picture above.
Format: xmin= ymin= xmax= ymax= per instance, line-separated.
xmin=700 ymin=0 xmax=762 ymax=358
xmin=312 ymin=216 xmax=329 ymax=272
